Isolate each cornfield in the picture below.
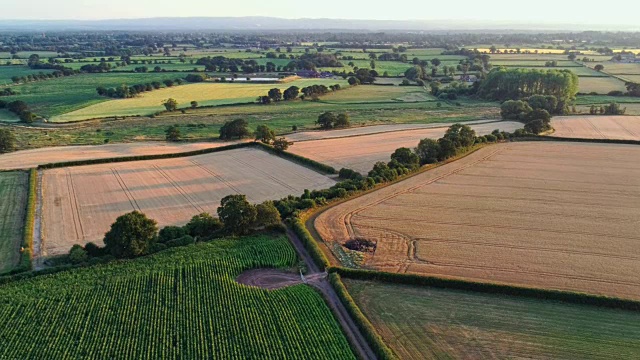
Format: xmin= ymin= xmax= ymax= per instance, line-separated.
xmin=0 ymin=235 xmax=356 ymax=359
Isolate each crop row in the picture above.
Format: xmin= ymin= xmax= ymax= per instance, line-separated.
xmin=0 ymin=236 xmax=355 ymax=359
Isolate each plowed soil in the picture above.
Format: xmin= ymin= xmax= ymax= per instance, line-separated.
xmin=287 ymin=121 xmax=523 ymax=174
xmin=42 ymin=148 xmax=335 ymax=255
xmin=316 ymin=142 xmax=640 ymax=300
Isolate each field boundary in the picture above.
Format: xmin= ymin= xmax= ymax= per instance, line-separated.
xmin=329 ymin=273 xmax=398 ymax=360
xmin=253 ymin=142 xmax=337 ymax=174
xmin=330 ymin=267 xmax=640 ymax=311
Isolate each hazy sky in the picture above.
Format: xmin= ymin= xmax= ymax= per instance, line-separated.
xmin=1 ymin=0 xmax=637 ymax=26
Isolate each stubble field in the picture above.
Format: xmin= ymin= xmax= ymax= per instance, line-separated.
xmin=287 ymin=121 xmax=522 ymax=174
xmin=42 ymin=147 xmax=336 ymax=255
xmin=316 ymin=142 xmax=640 ymax=299
xmin=551 ymin=115 xmax=640 ymax=140
xmin=0 ymin=171 xmax=28 ymax=273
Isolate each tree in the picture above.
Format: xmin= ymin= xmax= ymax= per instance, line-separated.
xmin=404 ymin=66 xmax=424 ymax=81
xmin=283 ymin=86 xmax=300 ymax=100
xmin=347 ymin=77 xmax=359 ymax=86
xmin=219 ymin=119 xmax=250 ymax=140
xmin=594 ymin=64 xmax=604 ymax=72
xmin=103 ymin=211 xmax=158 ymax=258
xmin=415 ymin=138 xmax=440 ymax=164
xmin=335 ymin=113 xmax=350 ymax=128
xmin=255 ymin=124 xmax=276 ymax=144
xmin=165 ymin=125 xmax=181 ymax=141
xmin=500 ymin=100 xmax=533 ymax=120
xmin=626 ymin=82 xmax=640 ymax=97
xmin=267 ymin=88 xmax=282 ymax=102
xmin=390 ymin=147 xmax=419 ymax=169
xmin=273 ymin=137 xmax=292 ymax=151
xmin=190 ymin=100 xmax=198 ymax=108
xmin=19 ymin=111 xmax=36 ymax=123
xmin=162 ymin=98 xmax=178 ymax=111
xmin=217 ymin=195 xmax=257 ymax=235
xmin=0 ymin=129 xmax=16 ymax=153
xmin=316 ymin=112 xmax=337 ymax=129
xmin=184 ymin=213 xmax=223 ymax=239
xmin=254 ymin=201 xmax=282 ymax=227
xmin=527 ymin=95 xmax=558 ymax=114
xmin=158 ymin=226 xmax=187 ymax=243
xmin=524 ymin=119 xmax=548 ymax=134
xmin=443 ymin=123 xmax=476 ymax=148
xmin=430 ymin=58 xmax=441 ymax=67
xmin=437 ymin=138 xmax=456 ymax=160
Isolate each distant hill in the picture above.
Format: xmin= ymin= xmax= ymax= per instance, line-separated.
xmin=0 ymin=17 xmax=636 ymax=32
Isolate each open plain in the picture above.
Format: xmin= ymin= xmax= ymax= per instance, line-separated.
xmin=316 ymin=142 xmax=640 ymax=300
xmin=42 ymin=147 xmax=335 ymax=255
xmin=551 ymin=115 xmax=640 ymax=140
xmin=287 ymin=121 xmax=522 ymax=174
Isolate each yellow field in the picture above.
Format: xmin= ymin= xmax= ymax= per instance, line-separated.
xmin=578 ymin=77 xmax=628 ymax=94
xmin=52 ymin=79 xmax=348 ymax=122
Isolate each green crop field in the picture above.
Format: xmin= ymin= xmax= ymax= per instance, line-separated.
xmin=0 ymin=72 xmax=197 ymax=119
xmin=0 ymin=66 xmax=54 ymax=84
xmin=0 ymin=171 xmax=28 ymax=274
xmin=346 ymin=280 xmax=640 ymax=360
xmin=0 ymin=235 xmax=356 ymax=359
xmin=52 ymin=78 xmax=348 ymax=122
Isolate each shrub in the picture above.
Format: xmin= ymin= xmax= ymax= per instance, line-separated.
xmin=68 ymin=245 xmax=88 ymax=264
xmin=165 ymin=235 xmax=195 ymax=248
xmin=158 ymin=226 xmax=187 ymax=243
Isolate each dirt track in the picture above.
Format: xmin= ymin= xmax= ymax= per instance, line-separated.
xmin=315 ymin=142 xmax=640 ymax=300
xmin=551 ymin=115 xmax=640 ymax=140
xmin=0 ymin=141 xmax=240 ymax=170
xmin=287 ymin=121 xmax=523 ymax=174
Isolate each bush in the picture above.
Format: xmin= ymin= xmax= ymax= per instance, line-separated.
xmin=158 ymin=226 xmax=187 ymax=243
xmin=185 ymin=213 xmax=223 ymax=239
xmin=68 ymin=245 xmax=88 ymax=264
xmin=165 ymin=235 xmax=195 ymax=248
xmin=339 ymin=168 xmax=362 ymax=180
xmin=84 ymin=242 xmax=105 ymax=257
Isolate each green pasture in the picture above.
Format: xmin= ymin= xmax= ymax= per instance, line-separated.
xmin=0 ymin=171 xmax=28 ymax=274
xmin=346 ymin=280 xmax=640 ymax=360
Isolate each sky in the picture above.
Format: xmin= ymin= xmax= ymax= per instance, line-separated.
xmin=0 ymin=0 xmax=638 ymax=27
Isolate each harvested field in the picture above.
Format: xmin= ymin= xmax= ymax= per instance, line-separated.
xmin=346 ymin=279 xmax=640 ymax=360
xmin=285 ymin=119 xmax=500 ymax=142
xmin=551 ymin=115 xmax=640 ymax=140
xmin=42 ymin=148 xmax=335 ymax=255
xmin=0 ymin=171 xmax=28 ymax=273
xmin=316 ymin=142 xmax=640 ymax=300
xmin=0 ymin=141 xmax=240 ymax=170
xmin=288 ymin=121 xmax=522 ymax=174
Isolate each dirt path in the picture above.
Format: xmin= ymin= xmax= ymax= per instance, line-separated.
xmin=236 ymin=229 xmax=376 ymax=359
xmin=32 ymin=170 xmax=45 ymax=270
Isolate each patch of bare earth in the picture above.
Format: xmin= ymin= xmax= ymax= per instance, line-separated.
xmin=41 ymin=147 xmax=336 ymax=256
xmin=316 ymin=142 xmax=640 ymax=300
xmin=551 ymin=115 xmax=640 ymax=140
xmin=287 ymin=121 xmax=523 ymax=174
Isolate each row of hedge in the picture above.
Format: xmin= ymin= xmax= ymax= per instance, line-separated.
xmin=331 ymin=267 xmax=640 ymax=312
xmin=289 ymin=218 xmax=330 ymax=270
xmin=329 ymin=273 xmax=398 ymax=360
xmin=37 ymin=142 xmax=253 ymax=169
xmin=254 ymin=142 xmax=337 ymax=174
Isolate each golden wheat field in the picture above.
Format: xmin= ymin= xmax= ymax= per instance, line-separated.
xmin=42 ymin=148 xmax=336 ymax=255
xmin=315 ymin=142 xmax=640 ymax=300
xmin=551 ymin=115 xmax=640 ymax=140
xmin=52 ymin=79 xmax=347 ymax=122
xmin=287 ymin=121 xmax=523 ymax=174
